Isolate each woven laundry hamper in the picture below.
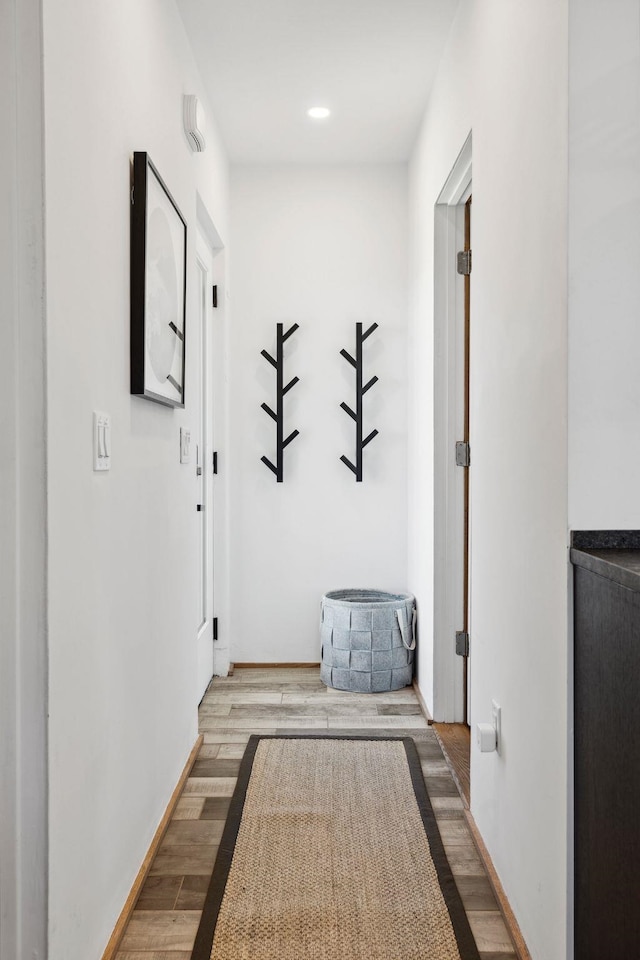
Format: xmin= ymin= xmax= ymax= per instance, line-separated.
xmin=320 ymin=589 xmax=416 ymax=693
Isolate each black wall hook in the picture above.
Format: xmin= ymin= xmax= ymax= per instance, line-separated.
xmin=261 ymin=322 xmax=300 ymax=482
xmin=340 ymin=322 xmax=379 ymax=482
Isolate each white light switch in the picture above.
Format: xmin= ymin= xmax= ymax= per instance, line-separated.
xmin=180 ymin=428 xmax=191 ymax=464
xmin=93 ymin=412 xmax=111 ymax=471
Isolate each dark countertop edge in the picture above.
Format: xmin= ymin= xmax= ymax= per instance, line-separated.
xmin=570 ymin=547 xmax=640 ymax=594
xmin=571 ymin=530 xmax=640 ymax=549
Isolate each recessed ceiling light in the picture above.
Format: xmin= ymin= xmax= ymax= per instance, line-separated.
xmin=307 ymin=106 xmax=331 ymax=120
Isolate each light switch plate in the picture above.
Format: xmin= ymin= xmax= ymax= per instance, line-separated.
xmin=93 ymin=412 xmax=111 ymax=471
xmin=180 ymin=428 xmax=191 ymax=464
xmin=491 ymin=699 xmax=502 ymax=754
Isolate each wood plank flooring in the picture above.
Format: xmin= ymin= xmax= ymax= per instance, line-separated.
xmin=434 ymin=722 xmax=471 ymax=806
xmin=115 ymin=668 xmax=518 ymax=960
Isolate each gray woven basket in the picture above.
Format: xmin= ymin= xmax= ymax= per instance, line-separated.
xmin=320 ymin=589 xmax=416 ymax=693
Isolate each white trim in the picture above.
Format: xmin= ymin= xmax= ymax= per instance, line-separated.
xmin=195 ymin=205 xmax=230 ymax=679
xmin=196 ymin=192 xmax=224 ymax=250
xmin=0 ymin=1 xmax=48 ymax=957
xmin=433 ymin=133 xmax=472 ymax=721
xmin=195 ymin=254 xmax=210 ymax=644
xmin=437 ymin=134 xmax=473 ymax=207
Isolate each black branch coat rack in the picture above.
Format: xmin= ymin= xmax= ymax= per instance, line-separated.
xmin=260 ymin=322 xmax=300 ymax=482
xmin=340 ymin=321 xmax=379 ymax=482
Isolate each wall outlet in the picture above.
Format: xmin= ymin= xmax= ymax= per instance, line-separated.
xmin=477 ymin=723 xmax=497 ymax=752
xmin=492 ymin=699 xmax=502 ymax=754
xmin=180 ymin=428 xmax=191 ymax=464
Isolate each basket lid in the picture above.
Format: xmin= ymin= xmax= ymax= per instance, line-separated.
xmin=322 ymin=588 xmax=414 ymax=606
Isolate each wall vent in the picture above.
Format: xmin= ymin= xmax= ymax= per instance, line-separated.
xmin=183 ymin=95 xmax=206 ymax=153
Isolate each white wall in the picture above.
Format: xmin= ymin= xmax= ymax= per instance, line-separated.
xmin=0 ymin=2 xmax=47 ymax=958
xmin=569 ymin=0 xmax=640 ymax=528
xmin=229 ymin=165 xmax=408 ymax=662
xmin=409 ymin=3 xmax=568 ymax=958
xmin=42 ymin=3 xmax=228 ymax=958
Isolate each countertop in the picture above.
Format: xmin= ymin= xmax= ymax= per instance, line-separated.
xmin=571 ymin=531 xmax=640 ymax=592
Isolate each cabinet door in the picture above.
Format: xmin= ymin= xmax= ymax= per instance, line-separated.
xmin=574 ymin=566 xmax=640 ymax=959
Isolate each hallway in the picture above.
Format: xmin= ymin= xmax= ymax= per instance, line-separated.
xmin=7 ymin=2 xmax=639 ymax=957
xmin=115 ymin=668 xmax=517 ymax=958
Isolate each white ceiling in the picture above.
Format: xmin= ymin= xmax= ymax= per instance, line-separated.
xmin=176 ymin=0 xmax=460 ymax=163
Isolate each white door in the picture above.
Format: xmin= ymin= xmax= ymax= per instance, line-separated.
xmin=196 ymin=232 xmax=216 ymax=701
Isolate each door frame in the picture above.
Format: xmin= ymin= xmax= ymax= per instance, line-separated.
xmin=196 ymin=198 xmax=230 ymax=680
xmin=195 ymin=239 xmax=214 ymax=698
xmin=433 ymin=133 xmax=472 ymax=722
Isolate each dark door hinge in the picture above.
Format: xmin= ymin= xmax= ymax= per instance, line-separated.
xmin=457 ymin=250 xmax=472 ymax=276
xmin=197 ymin=503 xmax=204 ymax=512
xmin=212 ymin=285 xmax=218 ymax=308
xmin=212 ymin=451 xmax=218 ymax=475
xmin=456 ymin=631 xmax=470 ymax=657
xmin=213 ymin=617 xmax=218 ymax=641
xmin=455 ymin=441 xmax=470 ymax=467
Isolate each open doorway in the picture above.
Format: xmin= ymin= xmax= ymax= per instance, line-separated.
xmin=433 ymin=134 xmax=472 ymax=803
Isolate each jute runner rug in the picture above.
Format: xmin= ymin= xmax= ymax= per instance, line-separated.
xmin=191 ymin=735 xmax=480 ymax=960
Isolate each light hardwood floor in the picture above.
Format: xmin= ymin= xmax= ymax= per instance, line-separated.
xmin=115 ymin=668 xmax=517 ymax=960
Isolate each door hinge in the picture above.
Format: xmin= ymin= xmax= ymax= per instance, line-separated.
xmin=212 ymin=285 xmax=218 ymax=308
xmin=457 ymin=250 xmax=472 ymax=276
xmin=456 ymin=631 xmax=470 ymax=657
xmin=212 ymin=451 xmax=218 ymax=474
xmin=455 ymin=441 xmax=470 ymax=467
xmin=213 ymin=617 xmax=218 ymax=641
xmin=197 ymin=503 xmax=204 ymax=512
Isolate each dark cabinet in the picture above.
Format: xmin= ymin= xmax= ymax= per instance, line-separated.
xmin=572 ymin=545 xmax=640 ymax=960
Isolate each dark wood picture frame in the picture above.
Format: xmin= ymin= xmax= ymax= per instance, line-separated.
xmin=131 ymin=151 xmax=187 ymax=407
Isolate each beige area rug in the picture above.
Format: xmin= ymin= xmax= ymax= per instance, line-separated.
xmin=191 ymin=735 xmax=480 ymax=960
